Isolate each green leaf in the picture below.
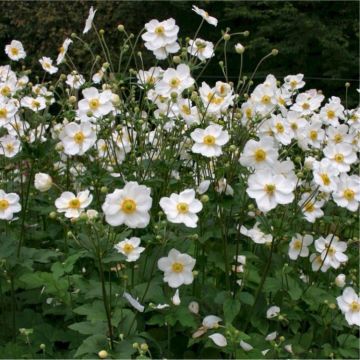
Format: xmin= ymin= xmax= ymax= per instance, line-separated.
xmin=288 ymin=277 xmax=302 ymax=300
xmin=74 ymin=334 xmax=108 ymax=358
xmin=69 ymin=321 xmax=107 ymax=335
xmin=238 ymin=292 xmax=255 ymax=306
xmin=223 ymin=297 xmax=240 ymax=323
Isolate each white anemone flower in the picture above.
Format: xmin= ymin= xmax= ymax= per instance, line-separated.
xmin=192 ymin=5 xmax=218 ymax=26
xmin=0 ymin=190 xmax=21 ymax=220
xmin=83 ymin=6 xmax=97 ymax=34
xmin=55 ymin=190 xmax=93 ymax=219
xmin=336 ymin=287 xmax=360 ymax=326
xmin=114 ymin=237 xmax=145 ymax=262
xmin=157 ymin=248 xmax=196 ymax=288
xmin=39 ymin=56 xmax=58 ymax=74
xmin=209 ymin=333 xmax=227 ymax=347
xmin=191 ymin=124 xmax=229 ymax=157
xmin=5 ymin=40 xmax=26 ymax=61
xmin=102 ymin=182 xmax=152 ymax=228
xmin=288 ymin=234 xmax=313 ymax=260
xmin=159 ymin=189 xmax=203 ymax=228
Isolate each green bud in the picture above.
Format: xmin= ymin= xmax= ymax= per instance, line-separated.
xmin=117 ymin=24 xmax=125 ymax=32
xmin=200 ymin=195 xmax=209 ymax=203
xmin=271 ymin=49 xmax=279 ymax=56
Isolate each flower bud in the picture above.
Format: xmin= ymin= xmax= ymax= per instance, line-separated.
xmin=118 ymin=24 xmax=125 ymax=32
xmin=335 ymin=274 xmax=346 ymax=288
xmin=140 ymin=343 xmax=149 ymax=352
xmin=98 ymin=350 xmax=108 ymax=359
xmin=188 ymin=301 xmax=199 ymax=314
xmin=271 ymin=49 xmax=279 ymax=56
xmin=200 ymin=194 xmax=209 ymax=203
xmin=223 ymin=33 xmax=231 ymax=41
xmin=235 ymin=43 xmax=245 ymax=54
xmin=34 ymin=173 xmax=53 ymax=192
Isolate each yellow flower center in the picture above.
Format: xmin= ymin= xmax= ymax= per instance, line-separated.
xmin=0 ymin=199 xmax=9 ymax=211
xmin=5 ymin=143 xmax=14 ymax=153
xmin=59 ymin=46 xmax=65 ymax=54
xmin=43 ymin=62 xmax=51 ymax=69
xmin=278 ymin=97 xmax=286 ymax=106
xmin=291 ymin=123 xmax=298 ymax=130
xmin=1 ymin=86 xmax=11 ymax=96
xmin=121 ymin=199 xmax=137 ymax=214
xmin=207 ymin=93 xmax=224 ymax=105
xmin=264 ymin=184 xmax=276 ymax=195
xmin=350 ymin=301 xmax=360 ymax=312
xmin=73 ymin=131 xmax=85 ymax=144
xmin=181 ymin=105 xmax=191 ymax=115
xmin=169 ymin=77 xmax=180 ymax=88
xmin=89 ymin=98 xmax=100 ymax=110
xmin=123 ymin=243 xmax=134 ymax=254
xmin=68 ymin=198 xmax=80 ymax=209
xmin=32 ymin=100 xmax=41 ymax=109
xmin=219 ymin=85 xmax=226 ymax=96
xmin=261 ymin=95 xmax=271 ymax=104
xmin=10 ymin=47 xmax=19 ymax=56
xmin=334 ymin=134 xmax=343 ymax=143
xmin=309 ymin=130 xmax=318 ymax=141
xmin=155 ymin=26 xmax=165 ymax=35
xmin=320 ymin=173 xmax=330 ymax=186
xmin=293 ymin=239 xmax=302 ymax=250
xmin=0 ymin=108 xmax=8 ymax=118
xmin=245 ymin=108 xmax=252 ymax=119
xmin=302 ymin=103 xmax=310 ymax=110
xmin=304 ymin=202 xmax=315 ymax=213
xmin=275 ymin=123 xmax=284 ymax=133
xmin=327 ymin=110 xmax=335 ymax=119
xmin=203 ymin=135 xmax=216 ymax=145
xmin=326 ymin=245 xmax=335 ymax=256
xmin=177 ymin=202 xmax=189 ymax=214
xmin=172 ymin=262 xmax=184 ymax=273
xmin=290 ymin=80 xmax=297 ymax=88
xmin=334 ymin=154 xmax=344 ymax=163
xmin=343 ymin=188 xmax=355 ymax=201
xmin=254 ymin=149 xmax=266 ymax=162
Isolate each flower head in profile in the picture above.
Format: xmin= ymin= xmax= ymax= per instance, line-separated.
xmin=34 ymin=173 xmax=53 ymax=192
xmin=191 ymin=124 xmax=229 ymax=157
xmin=159 ymin=189 xmax=203 ymax=228
xmin=5 ymin=40 xmax=26 ymax=61
xmin=157 ymin=248 xmax=196 ymax=288
xmin=56 ymin=38 xmax=73 ymax=65
xmin=0 ymin=190 xmax=21 ymax=220
xmin=336 ymin=287 xmax=360 ymax=326
xmin=55 ymin=190 xmax=93 ymax=219
xmin=187 ymin=38 xmax=214 ymax=61
xmin=192 ymin=5 xmax=218 ymax=26
xmin=39 ymin=57 xmax=58 ymax=74
xmin=102 ymin=182 xmax=152 ymax=228
xmin=83 ymin=6 xmax=97 ymax=34
xmin=114 ymin=237 xmax=145 ymax=262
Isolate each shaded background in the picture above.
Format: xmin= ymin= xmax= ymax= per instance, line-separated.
xmin=0 ymin=0 xmax=358 ymax=106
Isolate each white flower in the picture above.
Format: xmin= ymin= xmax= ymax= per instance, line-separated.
xmin=202 ymin=315 xmax=222 ymax=329
xmin=215 ymin=178 xmax=234 ymax=196
xmin=284 ymin=344 xmax=294 ymax=354
xmin=102 ymin=182 xmax=152 ymax=228
xmin=78 ymin=87 xmax=114 ymax=120
xmin=332 ymin=174 xmax=360 ymax=212
xmin=55 ymin=190 xmax=93 ymax=219
xmin=5 ymin=40 xmax=26 ymax=61
xmin=86 ymin=209 xmax=98 ymax=220
xmin=21 ymin=96 xmax=46 ymax=112
xmin=192 ymin=5 xmax=218 ymax=26
xmin=83 ymin=6 xmax=97 ymax=34
xmin=157 ymin=248 xmax=196 ymax=288
xmin=266 ymin=305 xmax=280 ymax=319
xmin=209 ymin=333 xmax=227 ymax=347
xmin=188 ymin=38 xmax=214 ymax=61
xmin=299 ymin=192 xmax=324 ymax=223
xmin=39 ymin=57 xmax=58 ymax=74
xmin=265 ymin=331 xmax=277 ymax=341
xmin=235 ymin=43 xmax=245 ymax=54
xmin=240 ymin=340 xmax=253 ymax=352
xmin=0 ymin=190 xmax=21 ymax=220
xmin=0 ymin=135 xmax=21 ymax=158
xmin=191 ymin=124 xmax=229 ymax=157
xmin=159 ymin=189 xmax=203 ymax=228
xmin=114 ymin=237 xmax=145 ymax=262
xmin=323 ymin=143 xmax=357 ymax=173
xmin=56 ymin=38 xmax=73 ymax=65
xmin=137 ymin=66 xmax=163 ymax=87
xmin=284 ymin=74 xmax=305 ymax=91
xmin=335 ymin=274 xmax=346 ymax=288
xmin=155 ymin=64 xmax=194 ymax=97
xmin=312 ymin=159 xmax=339 ymax=193
xmin=123 ymin=292 xmax=144 ymax=312
xmin=199 ymin=81 xmax=234 ymax=114
xmin=0 ymin=101 xmax=17 ymax=127
xmin=310 ymin=253 xmax=330 ymax=272
xmin=142 ymin=18 xmax=179 ymax=59
xmin=171 ymin=289 xmax=181 ymax=305
xmin=315 ymin=234 xmax=348 ymax=270
xmin=240 ymin=222 xmax=273 ymax=244
xmin=336 ymin=287 xmax=360 ymax=326
xmin=66 ymin=73 xmax=85 ymax=89
xmin=197 ymin=180 xmax=211 ymax=195
xmin=320 ymin=96 xmax=344 ymax=127
xmin=59 ymin=122 xmax=96 ymax=156
xmin=34 ymin=173 xmax=53 ymax=192
xmin=288 ymin=234 xmax=313 ymax=260
xmin=239 ymin=137 xmax=278 ymax=169
xmin=246 ymin=170 xmax=295 ymax=212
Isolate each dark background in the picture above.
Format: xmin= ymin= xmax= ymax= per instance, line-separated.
xmin=0 ymin=0 xmax=358 ymax=106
